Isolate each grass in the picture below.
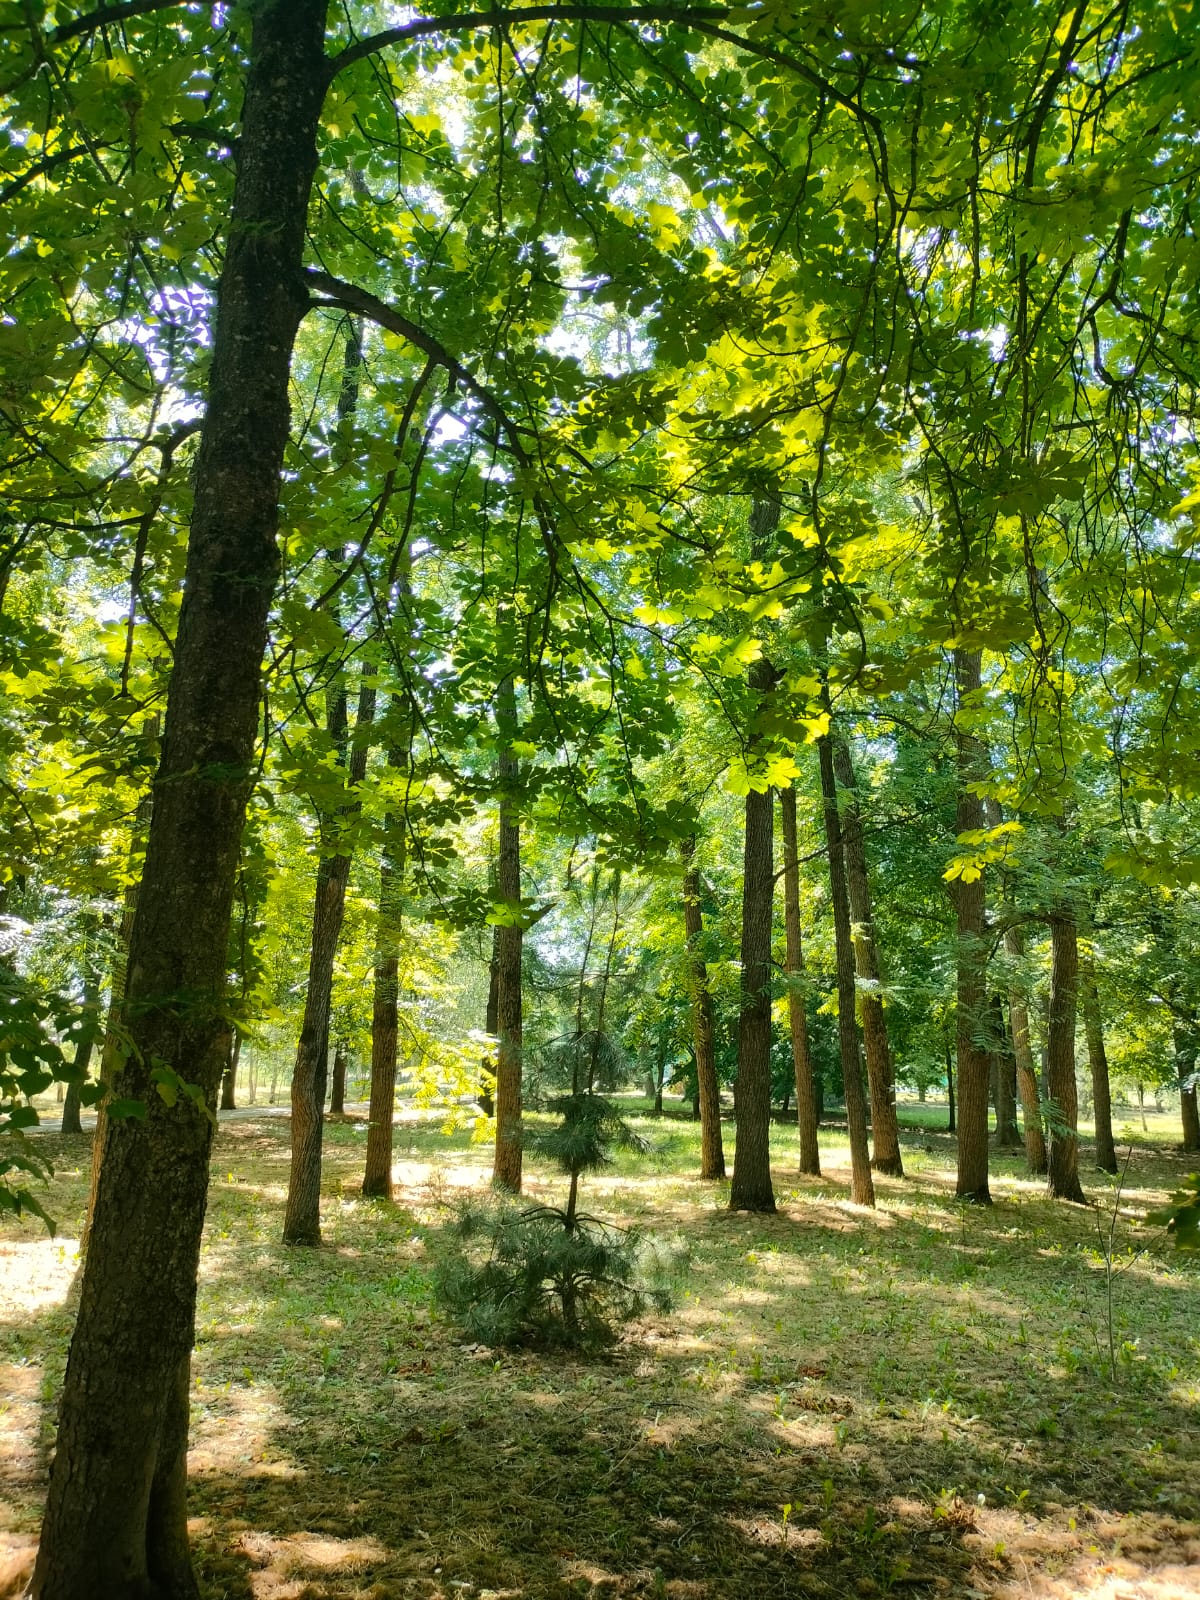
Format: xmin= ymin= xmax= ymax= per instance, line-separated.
xmin=1 ymin=1103 xmax=1198 ymax=1599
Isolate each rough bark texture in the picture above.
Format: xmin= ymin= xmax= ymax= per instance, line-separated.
xmin=779 ymin=786 xmax=820 ymax=1176
xmin=32 ymin=10 xmax=329 ymax=1594
xmin=492 ymin=675 xmax=523 ymax=1192
xmin=952 ymin=649 xmax=991 ymax=1204
xmin=832 ymin=737 xmax=903 ymax=1177
xmin=1003 ymin=925 xmax=1048 ymax=1174
xmin=729 ymin=690 xmax=777 ymax=1214
xmin=1045 ymin=908 xmax=1086 ymax=1203
xmin=681 ymin=838 xmax=725 ymax=1179
xmin=1081 ymin=960 xmax=1117 ymax=1173
xmin=817 ymin=732 xmax=875 ymax=1207
xmin=218 ymin=1028 xmax=241 ymax=1113
xmin=283 ymin=674 xmax=374 ymax=1246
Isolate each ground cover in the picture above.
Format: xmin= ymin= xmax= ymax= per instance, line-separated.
xmin=1 ymin=1109 xmax=1198 ymax=1599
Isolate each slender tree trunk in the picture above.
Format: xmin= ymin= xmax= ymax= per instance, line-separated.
xmin=653 ymin=1063 xmax=665 ymax=1116
xmin=492 ymin=674 xmax=523 ymax=1192
xmin=61 ymin=970 xmax=101 ymax=1136
xmin=219 ymin=1028 xmax=241 ymax=1113
xmin=1173 ymin=1024 xmax=1200 ymax=1152
xmin=329 ymin=1043 xmax=347 ymax=1115
xmin=779 ymin=786 xmax=820 ymax=1176
xmin=817 ymin=730 xmax=875 ymax=1207
xmin=832 ymin=736 xmax=903 ymax=1176
xmin=478 ymin=926 xmax=499 ymax=1116
xmin=730 ymin=695 xmax=776 ymax=1213
xmin=681 ymin=836 xmax=725 ymax=1180
xmin=1045 ymin=908 xmax=1086 ymax=1203
xmin=1002 ymin=926 xmax=1048 ymax=1174
xmin=952 ymin=648 xmax=991 ymax=1204
xmin=32 ymin=13 xmax=329 ymax=1595
xmin=363 ymin=750 xmax=407 ymax=1198
xmin=1081 ymin=959 xmax=1117 ymax=1173
xmin=990 ymin=997 xmax=1022 ymax=1149
xmin=283 ymin=673 xmax=374 ymax=1246
xmin=946 ymin=1044 xmax=956 ymax=1134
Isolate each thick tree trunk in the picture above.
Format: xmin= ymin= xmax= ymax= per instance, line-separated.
xmin=492 ymin=675 xmax=523 ymax=1192
xmin=31 ymin=11 xmax=329 ymax=1595
xmin=1045 ymin=908 xmax=1086 ymax=1203
xmin=283 ymin=673 xmax=374 ymax=1246
xmin=817 ymin=731 xmax=875 ymax=1207
xmin=1002 ymin=926 xmax=1048 ymax=1173
xmin=681 ymin=837 xmax=725 ymax=1180
xmin=778 ymin=786 xmax=820 ymax=1176
xmin=730 ymin=698 xmax=776 ymax=1214
xmin=219 ymin=1028 xmax=241 ymax=1113
xmin=952 ymin=649 xmax=991 ymax=1204
xmin=832 ymin=736 xmax=903 ymax=1177
xmin=1081 ymin=960 xmax=1117 ymax=1173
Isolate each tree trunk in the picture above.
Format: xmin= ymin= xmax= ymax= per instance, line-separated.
xmin=1045 ymin=908 xmax=1086 ymax=1203
xmin=729 ymin=693 xmax=776 ymax=1214
xmin=219 ymin=1028 xmax=241 ymax=1114
xmin=681 ymin=837 xmax=725 ymax=1180
xmin=1173 ymin=1024 xmax=1200 ymax=1152
xmin=492 ymin=674 xmax=523 ymax=1193
xmin=363 ymin=753 xmax=407 ymax=1198
xmin=283 ymin=672 xmax=374 ymax=1247
xmin=329 ymin=1043 xmax=347 ymax=1115
xmin=952 ymin=648 xmax=991 ymax=1204
xmin=478 ymin=926 xmax=499 ymax=1116
xmin=991 ymin=997 xmax=1022 ymax=1149
xmin=946 ymin=1046 xmax=955 ymax=1133
xmin=832 ymin=736 xmax=903 ymax=1177
xmin=778 ymin=786 xmax=820 ymax=1176
xmin=653 ymin=1062 xmax=665 ymax=1116
xmin=1081 ymin=960 xmax=1117 ymax=1173
xmin=1001 ymin=926 xmax=1048 ymax=1173
xmin=32 ymin=11 xmax=329 ymax=1595
xmin=61 ymin=970 xmax=101 ymax=1136
xmin=817 ymin=730 xmax=875 ymax=1207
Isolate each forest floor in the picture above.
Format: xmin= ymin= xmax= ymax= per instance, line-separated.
xmin=1 ymin=1104 xmax=1198 ymax=1600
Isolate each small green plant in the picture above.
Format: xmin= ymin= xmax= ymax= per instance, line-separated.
xmin=434 ymin=1088 xmax=675 ymax=1350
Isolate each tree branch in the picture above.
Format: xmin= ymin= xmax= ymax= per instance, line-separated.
xmin=302 ymin=267 xmax=531 ymax=465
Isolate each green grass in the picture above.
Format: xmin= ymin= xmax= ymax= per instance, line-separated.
xmin=1 ymin=1107 xmax=1198 ymax=1599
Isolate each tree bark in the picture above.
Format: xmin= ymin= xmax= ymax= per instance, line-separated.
xmin=1080 ymin=958 xmax=1117 ymax=1173
xmin=363 ymin=745 xmax=408 ymax=1199
xmin=1045 ymin=907 xmax=1086 ymax=1203
xmin=952 ymin=648 xmax=991 ymax=1204
xmin=329 ymin=1043 xmax=347 ymax=1115
xmin=729 ymin=685 xmax=777 ymax=1213
xmin=831 ymin=736 xmax=903 ymax=1176
xmin=817 ymin=730 xmax=875 ymax=1207
xmin=61 ymin=969 xmax=101 ymax=1136
xmin=1002 ymin=925 xmax=1048 ymax=1174
xmin=990 ymin=996 xmax=1022 ymax=1149
xmin=32 ymin=10 xmax=329 ymax=1595
xmin=219 ymin=1028 xmax=241 ymax=1113
xmin=492 ymin=674 xmax=523 ymax=1192
xmin=778 ymin=786 xmax=820 ymax=1176
xmin=681 ymin=836 xmax=725 ymax=1180
xmin=283 ymin=672 xmax=374 ymax=1246
xmin=1173 ymin=1024 xmax=1200 ymax=1152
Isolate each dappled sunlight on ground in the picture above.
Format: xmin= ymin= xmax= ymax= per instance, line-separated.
xmin=1 ymin=1111 xmax=1198 ymax=1598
